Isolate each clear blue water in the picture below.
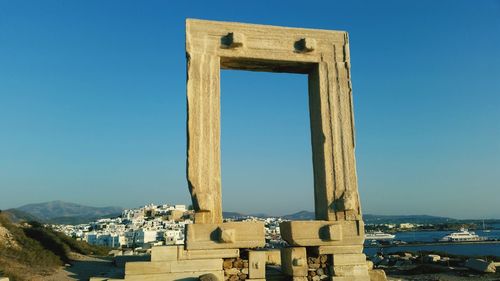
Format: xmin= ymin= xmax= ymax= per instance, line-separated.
xmin=364 ymin=229 xmax=500 ymax=257
xmin=394 ymin=229 xmax=500 ymax=243
xmin=489 ymin=222 xmax=500 ymax=229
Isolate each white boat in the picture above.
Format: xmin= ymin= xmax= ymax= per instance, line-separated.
xmin=439 ymin=228 xmax=485 ymax=242
xmin=365 ymin=231 xmax=395 ymax=240
xmin=482 ymin=220 xmax=491 ymax=233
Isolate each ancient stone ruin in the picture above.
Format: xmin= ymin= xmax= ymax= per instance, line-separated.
xmin=93 ymin=19 xmax=386 ymax=281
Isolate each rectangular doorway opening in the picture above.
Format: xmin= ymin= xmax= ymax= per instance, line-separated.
xmin=221 ymin=70 xmax=315 ymax=219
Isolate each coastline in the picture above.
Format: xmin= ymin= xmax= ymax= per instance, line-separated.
xmin=366 ymin=240 xmax=500 ymax=248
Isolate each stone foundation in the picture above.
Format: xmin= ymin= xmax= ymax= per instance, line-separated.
xmin=281 ymin=246 xmax=373 ymax=281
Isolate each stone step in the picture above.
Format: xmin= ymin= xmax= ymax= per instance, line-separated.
xmin=185 ymin=222 xmax=265 ymax=250
xmin=151 ymin=245 xmax=240 ymax=261
xmin=331 ymin=264 xmax=369 ymax=277
xmin=309 ymin=245 xmax=363 ymax=255
xmin=330 ymin=276 xmax=371 ymax=281
xmin=331 ymin=254 xmax=367 ymax=266
xmin=125 ymin=270 xmax=224 ymax=281
xmin=125 ymin=259 xmax=222 ymax=275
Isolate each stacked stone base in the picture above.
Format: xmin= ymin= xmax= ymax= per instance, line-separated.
xmin=90 ymin=222 xmax=267 ymax=281
xmin=221 ymin=250 xmax=266 ymax=281
xmin=89 ymin=219 xmax=386 ymax=281
xmin=132 ymin=246 xmax=267 ymax=281
xmin=89 ymin=246 xmax=269 ymax=281
xmin=281 ymin=247 xmax=371 ymax=281
xmin=279 ymin=220 xmax=386 ymax=281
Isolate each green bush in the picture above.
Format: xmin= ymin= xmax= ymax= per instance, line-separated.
xmin=0 ymin=213 xmax=114 ymax=281
xmin=49 ymin=227 xmax=112 ymax=256
xmin=22 ymin=225 xmax=71 ymax=263
xmin=0 ymin=214 xmax=63 ymax=281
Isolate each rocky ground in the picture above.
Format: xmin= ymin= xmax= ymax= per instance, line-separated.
xmin=387 ymin=272 xmax=500 ymax=281
xmin=32 ymin=251 xmax=500 ymax=281
xmin=375 ymin=251 xmax=500 ymax=281
xmin=39 ymin=253 xmax=123 ymax=281
xmin=0 ymin=224 xmax=19 ymax=250
xmin=35 ymin=262 xmax=500 ymax=281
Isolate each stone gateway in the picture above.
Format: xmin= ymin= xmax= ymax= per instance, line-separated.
xmin=95 ymin=19 xmax=383 ymax=281
xmin=184 ymin=18 xmax=375 ymax=281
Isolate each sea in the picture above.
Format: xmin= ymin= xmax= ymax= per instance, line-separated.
xmin=363 ymin=225 xmax=500 ymax=257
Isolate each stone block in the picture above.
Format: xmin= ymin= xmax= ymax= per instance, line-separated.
xmin=185 ymin=222 xmax=265 ymax=250
xmin=424 ymin=254 xmax=440 ymax=263
xmin=280 ymin=220 xmax=364 ymax=246
xmin=281 ymin=247 xmax=308 ymax=277
xmin=331 ymin=254 xmax=366 ymax=266
xmin=368 ymin=269 xmax=387 ymax=281
xmin=295 ymin=38 xmax=316 ymax=53
xmin=465 ymin=258 xmax=496 ymax=273
xmin=330 ymin=276 xmax=370 ymax=281
xmin=331 ymin=264 xmax=369 ymax=277
xmin=225 ymin=268 xmax=240 ymax=275
xmin=248 ymin=250 xmax=267 ymax=279
xmin=221 ymin=32 xmax=245 ymax=48
xmin=217 ymin=226 xmax=236 ymax=243
xmin=266 ymin=249 xmax=281 ymax=265
xmin=125 ymin=259 xmax=222 ymax=275
xmin=151 ymin=245 xmax=177 ymax=261
xmin=179 ymin=247 xmax=240 ymax=260
xmin=124 ymin=270 xmax=224 ymax=281
xmin=326 ymin=224 xmax=343 ymax=241
xmin=366 ymin=261 xmax=373 ymax=270
xmin=309 ymin=245 xmax=363 ymax=255
xmin=114 ymin=255 xmax=150 ymax=267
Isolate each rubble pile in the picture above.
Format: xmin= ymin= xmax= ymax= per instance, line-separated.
xmin=306 ymin=255 xmax=330 ymax=280
xmin=370 ymin=252 xmax=498 ymax=275
xmin=223 ymin=257 xmax=249 ymax=281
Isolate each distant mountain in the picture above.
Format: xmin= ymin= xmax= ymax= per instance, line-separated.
xmin=222 ymin=211 xmax=246 ymax=219
xmin=249 ymin=213 xmax=270 ymax=218
xmin=283 ymin=210 xmax=315 ymax=220
xmin=363 ymin=214 xmax=456 ymax=224
xmin=15 ymin=201 xmax=123 ymax=224
xmin=2 ymin=208 xmax=44 ymax=223
xmin=48 ymin=213 xmax=123 ymax=225
xmin=281 ymin=211 xmax=455 ymax=224
xmin=223 ymin=212 xmax=274 ymax=219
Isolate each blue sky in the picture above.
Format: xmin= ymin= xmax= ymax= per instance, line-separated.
xmin=0 ymin=0 xmax=499 ymax=219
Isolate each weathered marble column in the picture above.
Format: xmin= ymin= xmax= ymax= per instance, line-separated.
xmin=185 ymin=19 xmax=372 ymax=280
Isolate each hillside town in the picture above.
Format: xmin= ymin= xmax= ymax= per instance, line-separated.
xmin=49 ymin=203 xmax=286 ymax=250
xmin=50 ymin=203 xmax=189 ymax=249
xmin=49 ymin=202 xmax=496 ymax=252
